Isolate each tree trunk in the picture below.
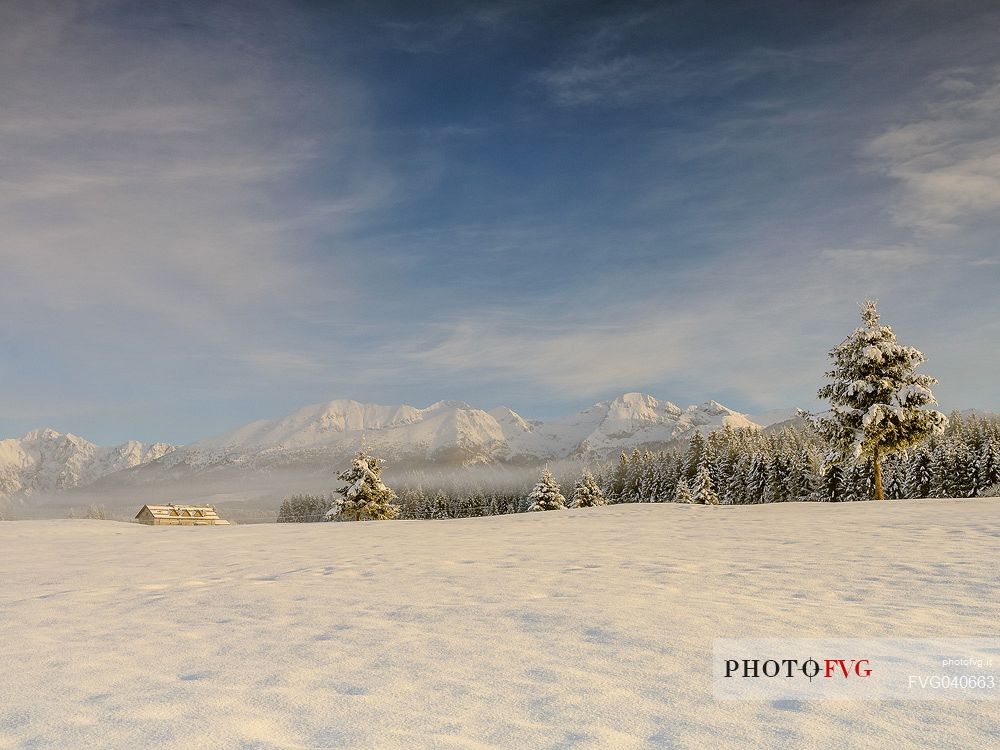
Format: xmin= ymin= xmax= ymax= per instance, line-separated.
xmin=873 ymin=451 xmax=884 ymax=501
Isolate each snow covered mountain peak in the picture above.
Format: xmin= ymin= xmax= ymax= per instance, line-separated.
xmin=529 ymin=393 xmax=756 ymax=455
xmin=697 ymin=399 xmax=730 ymax=413
xmin=0 ymin=429 xmax=176 ymax=501
xmin=423 ymin=399 xmax=473 ymax=411
xmin=21 ymin=427 xmax=74 ymax=443
xmin=605 ymin=392 xmax=683 ymax=421
xmin=2 ymin=394 xmax=773 ymax=502
xmin=168 ymin=393 xmax=761 ymax=471
xmin=488 ymin=407 xmax=536 ymax=433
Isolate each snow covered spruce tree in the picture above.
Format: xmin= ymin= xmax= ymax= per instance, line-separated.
xmin=327 ymin=449 xmax=398 ymax=521
xmin=571 ymin=469 xmax=607 ymax=508
xmin=673 ymin=477 xmax=693 ymax=503
xmin=527 ymin=468 xmax=567 ymax=511
xmin=693 ymin=464 xmax=720 ymax=505
xmin=607 ymin=453 xmax=629 ymax=502
xmin=807 ymin=300 xmax=947 ymax=501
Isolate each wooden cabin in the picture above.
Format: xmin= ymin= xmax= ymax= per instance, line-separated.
xmin=134 ymin=503 xmax=230 ymax=526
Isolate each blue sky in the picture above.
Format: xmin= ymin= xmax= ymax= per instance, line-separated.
xmin=2 ymin=0 xmax=999 ymax=445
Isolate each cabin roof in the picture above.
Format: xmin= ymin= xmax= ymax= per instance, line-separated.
xmin=136 ymin=503 xmax=221 ymax=519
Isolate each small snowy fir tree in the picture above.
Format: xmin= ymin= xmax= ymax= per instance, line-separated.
xmin=607 ymin=453 xmax=629 ymax=502
xmin=624 ymin=448 xmax=645 ymax=500
xmin=527 ymin=468 xmax=566 ymax=511
xmin=85 ymin=504 xmax=108 ymax=520
xmin=884 ymin=457 xmax=905 ymax=499
xmin=431 ymin=490 xmax=451 ymax=519
xmin=571 ymin=469 xmax=607 ymax=508
xmin=683 ymin=432 xmax=706 ymax=481
xmin=673 ymin=477 xmax=693 ymax=503
xmin=745 ymin=455 xmax=767 ymax=503
xmin=978 ymin=441 xmax=1000 ymax=494
xmin=822 ymin=463 xmax=845 ymax=502
xmin=905 ymin=447 xmax=933 ymax=498
xmin=806 ymin=300 xmax=947 ymax=501
xmin=765 ymin=453 xmax=789 ymax=503
xmin=693 ymin=464 xmax=720 ymax=505
xmin=327 ymin=449 xmax=398 ymax=521
xmin=928 ymin=443 xmax=954 ymax=498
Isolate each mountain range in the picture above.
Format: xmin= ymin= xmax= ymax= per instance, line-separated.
xmin=0 ymin=429 xmax=175 ymax=501
xmin=0 ymin=393 xmax=791 ymax=508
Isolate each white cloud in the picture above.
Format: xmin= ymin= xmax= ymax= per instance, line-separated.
xmin=402 ymin=219 xmax=996 ymax=411
xmin=820 ymin=246 xmax=938 ymax=268
xmin=380 ymin=4 xmax=515 ymax=54
xmin=405 ymin=249 xmax=849 ymax=405
xmin=3 ymin=1 xmax=998 ymax=436
xmin=410 ymin=314 xmax=695 ymax=394
xmin=866 ymin=66 xmax=1000 ymax=233
xmin=534 ymin=4 xmax=801 ymax=109
xmin=0 ymin=1 xmax=383 ymax=377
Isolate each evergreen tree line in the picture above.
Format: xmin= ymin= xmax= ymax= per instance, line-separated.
xmin=276 ymin=494 xmax=335 ymax=522
xmin=273 ymin=302 xmax=995 ymax=520
xmin=276 ymin=486 xmax=526 ymax=521
xmin=275 ymin=411 xmax=1000 ymax=520
xmin=395 ymin=488 xmax=524 ymax=519
xmin=596 ymin=411 xmax=1000 ymax=505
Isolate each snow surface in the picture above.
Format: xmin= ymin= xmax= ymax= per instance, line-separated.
xmin=2 ymin=499 xmax=997 ymax=749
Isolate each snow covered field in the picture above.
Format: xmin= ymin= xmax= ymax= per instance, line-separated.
xmin=2 ymin=499 xmax=998 ymax=749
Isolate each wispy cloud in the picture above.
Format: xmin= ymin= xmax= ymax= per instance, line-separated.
xmin=0 ymin=0 xmax=383 ymax=380
xmin=404 ymin=249 xmax=840 ymax=405
xmin=2 ymin=0 xmax=998 ymax=441
xmin=866 ymin=66 xmax=1000 ymax=233
xmin=820 ymin=246 xmax=938 ymax=268
xmin=402 ymin=219 xmax=996 ymax=412
xmin=534 ymin=5 xmax=801 ymax=108
xmin=379 ymin=3 xmax=516 ymax=54
xmin=409 ymin=313 xmax=694 ymax=394
xmin=539 ymin=48 xmax=800 ymax=108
